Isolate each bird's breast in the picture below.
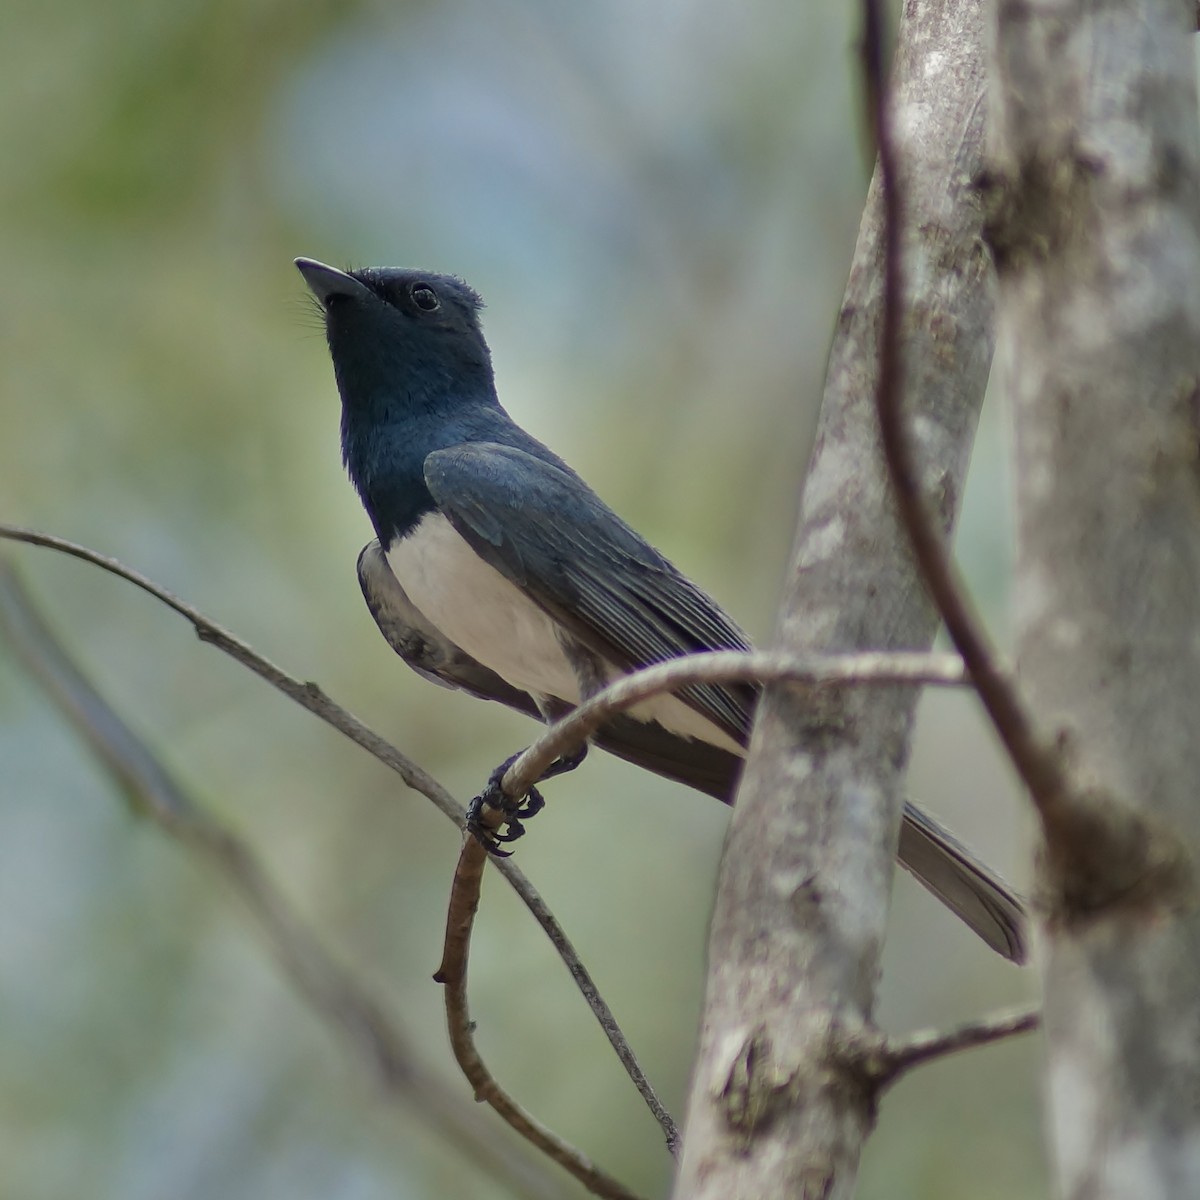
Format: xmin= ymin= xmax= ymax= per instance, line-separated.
xmin=385 ymin=512 xmax=585 ymax=706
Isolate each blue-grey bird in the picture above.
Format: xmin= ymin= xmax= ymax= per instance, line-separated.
xmin=296 ymin=257 xmax=1027 ymax=963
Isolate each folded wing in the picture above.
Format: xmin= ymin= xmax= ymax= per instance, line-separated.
xmin=423 ymin=442 xmax=757 ymax=747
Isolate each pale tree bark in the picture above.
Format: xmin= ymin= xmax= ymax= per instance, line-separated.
xmin=671 ymin=1 xmax=998 ymax=1195
xmin=990 ymin=1 xmax=1200 ymax=1197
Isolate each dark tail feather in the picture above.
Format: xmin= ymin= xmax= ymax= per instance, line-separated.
xmin=897 ymin=802 xmax=1028 ymax=963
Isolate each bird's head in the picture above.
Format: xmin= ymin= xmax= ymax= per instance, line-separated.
xmin=295 ymin=259 xmax=496 ymax=420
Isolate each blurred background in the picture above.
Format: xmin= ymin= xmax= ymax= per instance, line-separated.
xmin=0 ymin=1 xmax=1040 ymax=1197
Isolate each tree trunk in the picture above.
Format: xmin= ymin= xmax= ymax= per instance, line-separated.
xmin=671 ymin=0 xmax=997 ymax=1194
xmin=991 ymin=0 xmax=1200 ymax=1196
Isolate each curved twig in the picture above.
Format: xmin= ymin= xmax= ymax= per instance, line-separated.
xmin=862 ymin=0 xmax=1074 ymax=829
xmin=502 ymin=649 xmax=968 ymax=799
xmin=0 ymin=561 xmax=565 ymax=1200
xmin=486 ymin=840 xmax=681 ymax=1154
xmin=0 ymin=524 xmax=460 ymax=819
xmin=0 ymin=525 xmax=674 ymax=1149
xmin=434 ymin=840 xmax=649 ymax=1200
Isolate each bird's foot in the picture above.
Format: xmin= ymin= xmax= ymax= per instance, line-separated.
xmin=467 ymin=752 xmax=546 ymax=857
xmin=466 ymin=744 xmax=586 ymax=855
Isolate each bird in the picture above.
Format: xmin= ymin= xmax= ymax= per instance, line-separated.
xmin=295 ymin=257 xmax=1027 ymax=964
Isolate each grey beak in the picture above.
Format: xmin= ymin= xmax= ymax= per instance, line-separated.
xmin=294 ymin=258 xmax=372 ymax=305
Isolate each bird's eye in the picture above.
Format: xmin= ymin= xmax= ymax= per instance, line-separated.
xmin=410 ymin=283 xmax=440 ymax=311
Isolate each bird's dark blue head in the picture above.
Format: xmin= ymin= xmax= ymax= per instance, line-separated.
xmin=296 ymin=259 xmax=496 ymax=417
xmin=296 ymin=258 xmax=513 ymax=541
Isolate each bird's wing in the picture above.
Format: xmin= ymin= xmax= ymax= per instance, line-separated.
xmin=358 ymin=540 xmax=543 ymax=717
xmin=422 ymin=442 xmax=756 ymax=746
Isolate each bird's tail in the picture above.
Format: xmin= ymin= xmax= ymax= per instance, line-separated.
xmin=898 ymin=802 xmax=1028 ymax=963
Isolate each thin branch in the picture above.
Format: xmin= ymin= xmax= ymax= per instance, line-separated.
xmin=503 ymin=649 xmax=968 ymax=799
xmin=434 ymin=840 xmax=650 ymax=1200
xmin=468 ymin=794 xmax=681 ymax=1155
xmin=485 ymin=842 xmax=681 ymax=1154
xmin=0 ymin=561 xmax=565 ymax=1200
xmin=0 ymin=523 xmax=460 ymax=820
xmin=0 ymin=526 xmax=675 ymax=1152
xmin=870 ymin=1005 xmax=1041 ymax=1088
xmin=861 ymin=0 xmax=1074 ymax=829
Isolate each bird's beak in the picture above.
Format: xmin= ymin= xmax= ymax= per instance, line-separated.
xmin=294 ymin=258 xmax=373 ymax=305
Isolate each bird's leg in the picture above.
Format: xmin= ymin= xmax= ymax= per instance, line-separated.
xmin=466 ymin=742 xmax=588 ymax=854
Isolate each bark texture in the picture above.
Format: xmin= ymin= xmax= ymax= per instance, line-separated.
xmin=991 ymin=1 xmax=1200 ymax=1196
xmin=671 ymin=1 xmax=997 ymax=1195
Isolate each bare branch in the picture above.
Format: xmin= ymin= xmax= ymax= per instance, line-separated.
xmin=0 ymin=527 xmax=674 ymax=1152
xmin=0 ymin=560 xmax=566 ymax=1200
xmin=467 ymin=800 xmax=681 ymax=1154
xmin=503 ymin=649 xmax=967 ymax=800
xmin=869 ymin=1006 xmax=1040 ymax=1088
xmin=434 ymin=838 xmax=649 ymax=1200
xmin=861 ymin=0 xmax=1074 ymax=834
xmin=0 ymin=523 xmax=461 ymax=820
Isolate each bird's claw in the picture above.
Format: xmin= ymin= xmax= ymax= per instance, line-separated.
xmin=465 ymin=743 xmax=585 ymax=855
xmin=466 ymin=754 xmax=546 ymax=856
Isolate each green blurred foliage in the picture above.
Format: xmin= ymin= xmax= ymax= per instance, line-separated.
xmin=0 ymin=0 xmax=1042 ymax=1197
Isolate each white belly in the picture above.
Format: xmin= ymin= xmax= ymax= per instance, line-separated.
xmin=387 ymin=512 xmax=583 ymax=704
xmin=386 ymin=513 xmax=743 ymax=751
